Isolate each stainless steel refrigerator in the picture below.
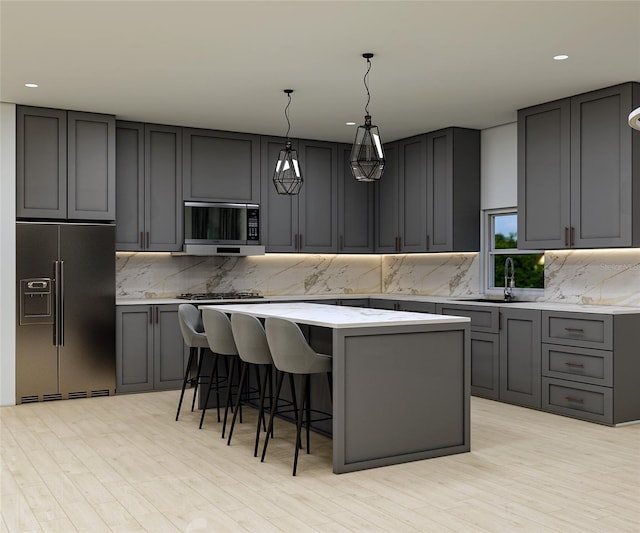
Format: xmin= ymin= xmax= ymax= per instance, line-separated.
xmin=16 ymin=222 xmax=116 ymax=403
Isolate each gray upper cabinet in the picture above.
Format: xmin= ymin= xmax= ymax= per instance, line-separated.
xmin=375 ymin=142 xmax=400 ymax=252
xmin=182 ymin=128 xmax=260 ymax=203
xmin=338 ymin=143 xmax=374 ymax=252
xmin=426 ymin=128 xmax=480 ymax=252
xmin=518 ymin=82 xmax=640 ymax=249
xmin=398 ymin=134 xmax=428 ymax=252
xmin=260 ymin=136 xmax=338 ymax=252
xmin=115 ymin=122 xmax=183 ymax=251
xmin=499 ymin=308 xmax=541 ymax=409
xmin=17 ymin=106 xmax=115 ymax=221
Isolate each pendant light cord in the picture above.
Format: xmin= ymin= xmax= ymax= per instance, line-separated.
xmin=284 ymin=92 xmax=292 ymax=139
xmin=363 ymin=56 xmax=372 ymax=116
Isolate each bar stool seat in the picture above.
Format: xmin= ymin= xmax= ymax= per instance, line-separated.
xmin=261 ymin=317 xmax=333 ymax=476
xmin=176 ymin=304 xmax=211 ymax=421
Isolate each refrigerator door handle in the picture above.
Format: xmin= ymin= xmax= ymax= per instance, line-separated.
xmin=58 ymin=260 xmax=65 ymax=346
xmin=53 ymin=261 xmax=60 ymax=346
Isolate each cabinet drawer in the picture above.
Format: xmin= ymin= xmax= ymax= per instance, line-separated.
xmin=542 ymin=344 xmax=613 ymax=387
xmin=438 ymin=304 xmax=499 ymax=333
xmin=542 ymin=377 xmax=612 ymax=425
xmin=542 ymin=311 xmax=612 ymax=350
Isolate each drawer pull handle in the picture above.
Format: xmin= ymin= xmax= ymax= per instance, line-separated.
xmin=564 ymin=362 xmax=585 ymax=368
xmin=565 ymin=396 xmax=584 ymax=404
xmin=564 ymin=327 xmax=584 ymax=333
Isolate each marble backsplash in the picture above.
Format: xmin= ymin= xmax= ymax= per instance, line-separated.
xmin=116 ymin=249 xmax=640 ymax=307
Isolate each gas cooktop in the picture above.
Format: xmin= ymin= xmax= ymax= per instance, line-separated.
xmin=176 ymin=291 xmax=263 ymax=300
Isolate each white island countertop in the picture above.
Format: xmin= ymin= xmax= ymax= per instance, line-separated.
xmin=200 ymin=302 xmax=471 ymax=329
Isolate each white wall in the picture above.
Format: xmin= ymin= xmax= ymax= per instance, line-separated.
xmin=481 ymin=122 xmax=517 ymax=210
xmin=0 ymin=103 xmax=16 ymax=406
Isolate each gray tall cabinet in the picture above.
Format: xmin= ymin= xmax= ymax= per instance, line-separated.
xmin=115 ymin=122 xmax=183 ymax=251
xmin=518 ymin=82 xmax=640 ymax=249
xmin=17 ymin=106 xmax=116 ymax=221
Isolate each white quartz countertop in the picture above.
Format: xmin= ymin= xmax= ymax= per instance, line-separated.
xmin=200 ymin=302 xmax=471 ymax=329
xmin=116 ymin=294 xmax=640 ymax=314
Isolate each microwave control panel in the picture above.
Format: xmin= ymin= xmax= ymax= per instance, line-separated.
xmin=247 ymin=208 xmax=260 ymax=241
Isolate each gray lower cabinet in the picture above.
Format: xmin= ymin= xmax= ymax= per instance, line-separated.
xmin=518 ymin=82 xmax=640 ymax=249
xmin=499 ymin=308 xmax=541 ymax=408
xmin=541 ymin=311 xmax=640 ymax=424
xmin=116 ymin=122 xmax=183 ymax=251
xmin=437 ymin=303 xmax=500 ymax=400
xmin=367 ymin=299 xmax=436 ymax=313
xmin=116 ymin=305 xmax=187 ymax=393
xmin=17 ymin=106 xmax=116 ymax=221
xmin=260 ymin=136 xmax=338 ymax=252
xmin=338 ymin=143 xmax=374 ymax=252
xmin=182 ymin=128 xmax=260 ymax=203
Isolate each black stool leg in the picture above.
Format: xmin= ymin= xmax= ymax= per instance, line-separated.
xmin=306 ymin=377 xmax=311 ymax=454
xmin=227 ymin=361 xmax=248 ymax=446
xmin=221 ymin=355 xmax=237 ymax=438
xmin=261 ymin=370 xmax=284 ymax=463
xmin=327 ymin=371 xmax=333 ymax=406
xmin=293 ymin=374 xmax=309 ymax=476
xmin=254 ymin=364 xmax=270 ymax=457
xmin=190 ymin=347 xmax=205 ymax=412
xmin=199 ymin=352 xmax=219 ymax=429
xmin=176 ymin=346 xmax=196 ymax=421
xmin=288 ymin=373 xmax=301 ymax=449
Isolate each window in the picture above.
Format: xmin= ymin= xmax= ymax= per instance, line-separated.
xmin=483 ymin=208 xmax=544 ymax=296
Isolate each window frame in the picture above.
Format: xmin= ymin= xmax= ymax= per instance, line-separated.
xmin=480 ymin=207 xmax=544 ymax=298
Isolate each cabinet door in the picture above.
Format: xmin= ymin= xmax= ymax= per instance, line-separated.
xmin=145 ymin=124 xmax=183 ymax=251
xmin=298 ymin=140 xmax=338 ymax=252
xmin=499 ymin=308 xmax=541 ymax=408
xmin=67 ymin=111 xmax=116 ymax=221
xmin=153 ymin=305 xmax=188 ymax=390
xmin=260 ymin=136 xmax=298 ymax=252
xmin=116 ymin=306 xmax=153 ymax=393
xmin=116 ymin=122 xmax=145 ymax=250
xmin=183 ymin=128 xmax=260 ymax=203
xmin=338 ymin=143 xmax=374 ymax=252
xmin=428 ymin=128 xmax=480 ymax=252
xmin=517 ymin=99 xmax=571 ymax=249
xmin=470 ymin=332 xmax=500 ymax=400
xmin=570 ymin=83 xmax=636 ymax=248
xmin=398 ymin=135 xmax=428 ymax=252
xmin=375 ymin=142 xmax=399 ymax=252
xmin=397 ymin=300 xmax=437 ymax=314
xmin=16 ymin=106 xmax=67 ymax=219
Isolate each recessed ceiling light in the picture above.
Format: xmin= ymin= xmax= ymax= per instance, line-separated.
xmin=24 ymin=83 xmax=39 ymax=88
xmin=553 ymin=54 xmax=569 ymax=61
xmin=345 ymin=122 xmax=356 ymax=126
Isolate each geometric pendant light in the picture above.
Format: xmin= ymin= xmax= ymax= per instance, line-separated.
xmin=629 ymin=106 xmax=640 ymax=131
xmin=350 ymin=53 xmax=385 ymax=182
xmin=273 ymin=89 xmax=303 ymax=195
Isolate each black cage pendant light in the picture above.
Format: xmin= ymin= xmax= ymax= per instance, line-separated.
xmin=273 ymin=89 xmax=303 ymax=195
xmin=350 ymin=53 xmax=385 ymax=182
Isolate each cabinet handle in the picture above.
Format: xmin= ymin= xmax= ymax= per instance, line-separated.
xmin=570 ymin=226 xmax=575 ymax=247
xmin=564 ymin=227 xmax=569 ymax=247
xmin=339 ymin=235 xmax=343 ymax=251
xmin=140 ymin=232 xmax=144 ymax=248
xmin=149 ymin=306 xmax=153 ymax=325
xmin=426 ymin=234 xmax=430 ymax=251
xmin=564 ymin=327 xmax=584 ymax=334
xmin=299 ymin=233 xmax=302 ymax=250
xmin=146 ymin=231 xmax=150 ymax=249
xmin=564 ymin=361 xmax=585 ymax=368
xmin=564 ymin=396 xmax=584 ymax=404
xmin=155 ymin=306 xmax=159 ymax=324
xmin=398 ymin=236 xmax=402 ymax=252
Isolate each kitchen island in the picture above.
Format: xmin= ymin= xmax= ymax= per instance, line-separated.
xmin=202 ymin=302 xmax=471 ymax=473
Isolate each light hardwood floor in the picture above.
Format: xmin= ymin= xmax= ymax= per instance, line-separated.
xmin=1 ymin=391 xmax=639 ymax=532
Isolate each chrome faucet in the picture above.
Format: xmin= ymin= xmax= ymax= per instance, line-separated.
xmin=504 ymin=257 xmax=515 ymax=302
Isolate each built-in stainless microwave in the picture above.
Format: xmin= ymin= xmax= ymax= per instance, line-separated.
xmin=184 ymin=202 xmax=260 ymax=245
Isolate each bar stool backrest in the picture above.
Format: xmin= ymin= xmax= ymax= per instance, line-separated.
xmin=230 ymin=313 xmax=273 ymax=366
xmin=265 ymin=317 xmax=331 ymax=375
xmin=178 ymin=304 xmax=209 ymax=348
xmin=202 ymin=308 xmax=238 ymax=355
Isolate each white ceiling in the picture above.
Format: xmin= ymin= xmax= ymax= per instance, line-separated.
xmin=2 ymin=1 xmax=639 ymax=143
